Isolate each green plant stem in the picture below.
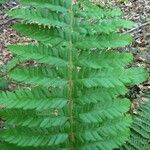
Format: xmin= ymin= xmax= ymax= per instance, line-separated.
xmin=68 ymin=1 xmax=75 ymax=149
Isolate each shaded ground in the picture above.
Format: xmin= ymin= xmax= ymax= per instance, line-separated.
xmin=0 ymin=0 xmax=150 ymax=110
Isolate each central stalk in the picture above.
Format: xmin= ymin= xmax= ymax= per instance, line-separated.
xmin=68 ymin=0 xmax=75 ymax=149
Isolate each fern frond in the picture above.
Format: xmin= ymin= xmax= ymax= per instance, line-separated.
xmin=9 ymin=67 xmax=67 ymax=88
xmin=77 ymin=116 xmax=132 ymax=147
xmin=8 ymin=9 xmax=70 ymax=28
xmin=78 ymin=50 xmax=133 ymax=69
xmin=8 ymin=44 xmax=133 ymax=69
xmin=1 ymin=127 xmax=68 ymax=147
xmin=20 ymin=0 xmax=71 ymax=13
xmin=77 ymin=88 xmax=128 ymax=105
xmin=79 ymin=130 xmax=129 ymax=150
xmin=123 ymin=94 xmax=150 ymax=150
xmin=13 ymin=23 xmax=67 ymax=45
xmin=0 ymin=109 xmax=68 ymax=128
xmin=75 ymin=2 xmax=123 ymax=19
xmin=78 ymin=19 xmax=134 ymax=35
xmin=125 ymin=68 xmax=148 ymax=85
xmin=0 ymin=0 xmax=148 ymax=149
xmin=0 ymin=87 xmax=67 ymax=110
xmin=75 ymin=33 xmax=133 ymax=49
xmin=8 ymin=44 xmax=68 ymax=67
xmin=79 ymin=99 xmax=130 ymax=123
xmin=78 ymin=68 xmax=147 ymax=88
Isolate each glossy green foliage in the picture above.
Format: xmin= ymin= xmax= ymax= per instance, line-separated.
xmin=0 ymin=0 xmax=148 ymax=150
xmin=123 ymin=94 xmax=150 ymax=150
